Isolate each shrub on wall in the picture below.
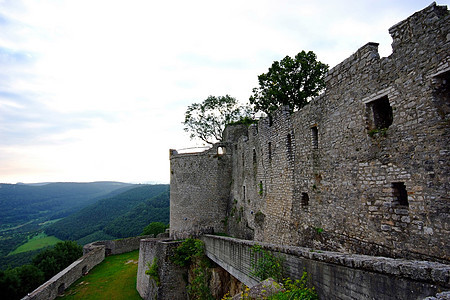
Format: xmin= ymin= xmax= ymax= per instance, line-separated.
xmin=250 ymin=244 xmax=284 ymax=282
xmin=171 ymin=239 xmax=214 ymax=300
xmin=146 ymin=257 xmax=160 ymax=286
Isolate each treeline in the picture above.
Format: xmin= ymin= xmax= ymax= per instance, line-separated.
xmin=0 ymin=241 xmax=82 ymax=300
xmin=45 ymin=185 xmax=170 ymax=244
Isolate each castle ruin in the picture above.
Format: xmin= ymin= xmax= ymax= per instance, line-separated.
xmin=169 ymin=2 xmax=449 ymax=263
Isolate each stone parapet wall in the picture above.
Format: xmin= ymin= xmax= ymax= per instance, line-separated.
xmin=83 ymin=235 xmax=153 ymax=256
xmin=202 ymin=235 xmax=450 ymax=300
xmin=22 ymin=244 xmax=105 ymax=300
xmin=24 ymin=236 xmax=148 ymax=300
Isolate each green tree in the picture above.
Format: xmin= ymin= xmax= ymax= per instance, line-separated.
xmin=0 ymin=269 xmax=21 ymax=300
xmin=250 ymin=51 xmax=328 ymax=114
xmin=142 ymin=222 xmax=168 ymax=236
xmin=16 ymin=264 xmax=44 ymax=295
xmin=32 ymin=241 xmax=82 ymax=280
xmin=183 ymin=95 xmax=253 ymax=145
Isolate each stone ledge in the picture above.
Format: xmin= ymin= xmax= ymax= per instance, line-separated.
xmin=203 ymin=235 xmax=450 ymax=287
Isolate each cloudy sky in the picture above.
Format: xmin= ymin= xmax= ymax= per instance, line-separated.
xmin=0 ymin=0 xmax=447 ymax=184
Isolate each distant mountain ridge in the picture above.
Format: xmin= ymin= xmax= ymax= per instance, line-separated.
xmin=0 ymin=181 xmax=135 ymax=226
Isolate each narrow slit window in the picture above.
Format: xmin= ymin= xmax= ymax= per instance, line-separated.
xmin=253 ymin=148 xmax=257 ymax=164
xmin=392 ymin=182 xmax=408 ymax=207
xmin=311 ymin=126 xmax=318 ymax=149
xmin=268 ymin=115 xmax=273 ymax=127
xmin=287 ymin=134 xmax=292 ymax=155
xmin=243 ymin=186 xmax=246 ymax=200
xmin=268 ymin=142 xmax=272 ymax=161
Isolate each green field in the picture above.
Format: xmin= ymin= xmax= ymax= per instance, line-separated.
xmin=9 ymin=232 xmax=62 ymax=255
xmin=61 ymin=250 xmax=141 ymax=300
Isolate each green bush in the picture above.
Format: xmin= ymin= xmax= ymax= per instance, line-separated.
xmin=146 ymin=257 xmax=160 ymax=286
xmin=250 ymin=244 xmax=284 ymax=282
xmin=268 ymin=274 xmax=317 ymax=300
xmin=170 ymin=238 xmax=204 ymax=267
xmin=171 ymin=239 xmax=213 ymax=300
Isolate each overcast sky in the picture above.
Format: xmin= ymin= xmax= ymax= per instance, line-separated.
xmin=0 ymin=0 xmax=447 ymax=184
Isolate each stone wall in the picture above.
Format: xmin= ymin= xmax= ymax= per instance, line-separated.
xmin=202 ymin=235 xmax=450 ymax=300
xmin=22 ymin=244 xmax=105 ymax=300
xmin=169 ymin=143 xmax=234 ymax=239
xmin=137 ymin=238 xmax=187 ymax=300
xmin=23 ymin=236 xmax=149 ymax=300
xmin=170 ymin=3 xmax=450 ymax=263
xmin=83 ymin=235 xmax=153 ymax=256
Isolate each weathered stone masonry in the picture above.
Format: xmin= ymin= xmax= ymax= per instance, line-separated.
xmin=170 ymin=3 xmax=449 ymax=263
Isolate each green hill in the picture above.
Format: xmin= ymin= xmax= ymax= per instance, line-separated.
xmin=0 ymin=182 xmax=136 ymax=269
xmin=0 ymin=182 xmax=134 ymax=226
xmin=103 ymin=191 xmax=170 ymax=238
xmin=45 ymin=185 xmax=170 ymax=244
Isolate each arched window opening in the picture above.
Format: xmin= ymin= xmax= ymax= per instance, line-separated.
xmin=301 ymin=192 xmax=309 ymax=207
xmin=217 ymin=146 xmax=226 ymax=155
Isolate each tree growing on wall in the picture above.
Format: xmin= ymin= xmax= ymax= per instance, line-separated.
xmin=183 ymin=95 xmax=253 ymax=145
xmin=141 ymin=222 xmax=168 ymax=236
xmin=250 ymin=51 xmax=328 ymax=114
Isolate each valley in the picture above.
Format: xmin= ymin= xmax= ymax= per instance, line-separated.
xmin=0 ymin=182 xmax=169 ymax=270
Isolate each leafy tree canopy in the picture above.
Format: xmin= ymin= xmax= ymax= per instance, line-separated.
xmin=183 ymin=95 xmax=253 ymax=145
xmin=141 ymin=222 xmax=169 ymax=236
xmin=32 ymin=241 xmax=82 ymax=280
xmin=250 ymin=51 xmax=328 ymax=114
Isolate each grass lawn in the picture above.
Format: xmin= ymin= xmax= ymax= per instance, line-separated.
xmin=9 ymin=232 xmax=62 ymax=255
xmin=60 ymin=250 xmax=142 ymax=300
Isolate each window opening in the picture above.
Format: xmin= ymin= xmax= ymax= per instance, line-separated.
xmin=366 ymin=95 xmax=393 ymax=130
xmin=82 ymin=265 xmax=87 ymax=275
xmin=311 ymin=126 xmax=318 ymax=149
xmin=301 ymin=193 xmax=309 ymax=207
xmin=268 ymin=115 xmax=273 ymax=127
xmin=58 ymin=283 xmax=65 ymax=295
xmin=392 ymin=182 xmax=408 ymax=207
xmin=252 ymin=148 xmax=257 ymax=164
xmin=268 ymin=142 xmax=272 ymax=161
xmin=217 ymin=146 xmax=226 ymax=155
xmin=432 ymin=69 xmax=449 ymax=119
xmin=243 ymin=186 xmax=246 ymax=200
xmin=287 ymin=134 xmax=292 ymax=155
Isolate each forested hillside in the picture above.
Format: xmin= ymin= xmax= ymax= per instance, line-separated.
xmin=0 ymin=182 xmax=136 ymax=269
xmin=45 ymin=184 xmax=170 ymax=244
xmin=0 ymin=182 xmax=134 ymax=226
xmin=104 ymin=191 xmax=170 ymax=238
